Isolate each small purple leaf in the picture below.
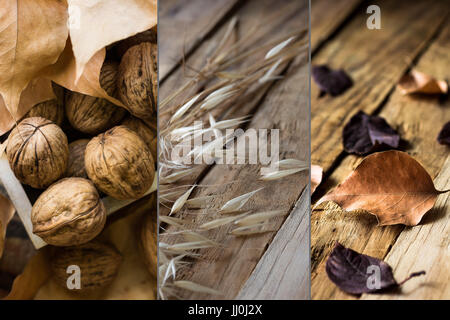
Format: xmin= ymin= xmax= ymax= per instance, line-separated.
xmin=312 ymin=65 xmax=353 ymax=97
xmin=437 ymin=121 xmax=450 ymax=145
xmin=326 ymin=242 xmax=425 ymax=295
xmin=343 ymin=111 xmax=400 ymax=155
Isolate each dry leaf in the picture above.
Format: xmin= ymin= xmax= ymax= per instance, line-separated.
xmin=311 ymin=164 xmax=323 ymax=194
xmin=67 ymin=0 xmax=157 ymax=79
xmin=0 ymin=0 xmax=68 ymax=119
xmin=312 ymin=65 xmax=353 ymax=97
xmin=43 ymin=40 xmax=125 ymax=108
xmin=0 ymin=193 xmax=15 ymax=258
xmin=316 ymin=151 xmax=445 ymax=226
xmin=326 ymin=242 xmax=425 ymax=295
xmin=3 ymin=249 xmax=51 ymax=300
xmin=0 ymin=78 xmax=55 ymax=136
xmin=343 ymin=111 xmax=400 ymax=155
xmin=398 ymin=70 xmax=448 ymax=95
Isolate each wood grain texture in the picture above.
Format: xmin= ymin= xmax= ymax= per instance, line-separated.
xmin=236 ymin=187 xmax=310 ymax=300
xmin=160 ymin=0 xmax=309 ymax=299
xmin=311 ymin=0 xmax=449 ymax=172
xmin=311 ymin=0 xmax=362 ymax=51
xmin=311 ymin=13 xmax=450 ymax=299
xmin=362 ymin=155 xmax=450 ymax=300
xmin=159 ymin=0 xmax=241 ymax=80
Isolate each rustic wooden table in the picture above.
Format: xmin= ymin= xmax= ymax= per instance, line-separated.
xmin=311 ymin=0 xmax=450 ymax=300
xmin=159 ymin=0 xmax=310 ymax=299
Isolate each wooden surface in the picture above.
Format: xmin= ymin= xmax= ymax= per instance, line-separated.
xmin=311 ymin=0 xmax=450 ymax=300
xmin=159 ymin=0 xmax=310 ymax=299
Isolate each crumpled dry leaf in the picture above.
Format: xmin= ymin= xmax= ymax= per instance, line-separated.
xmin=326 ymin=242 xmax=425 ymax=295
xmin=67 ymin=0 xmax=157 ymax=79
xmin=437 ymin=121 xmax=450 ymax=145
xmin=0 ymin=78 xmax=55 ymax=136
xmin=343 ymin=111 xmax=400 ymax=155
xmin=43 ymin=40 xmax=125 ymax=109
xmin=0 ymin=193 xmax=15 ymax=258
xmin=312 ymin=65 xmax=353 ymax=97
xmin=398 ymin=70 xmax=448 ymax=95
xmin=317 ymin=151 xmax=445 ymax=226
xmin=33 ymin=194 xmax=157 ymax=300
xmin=311 ymin=164 xmax=323 ymax=194
xmin=0 ymin=0 xmax=68 ymax=120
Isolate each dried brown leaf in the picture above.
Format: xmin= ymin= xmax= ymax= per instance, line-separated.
xmin=43 ymin=40 xmax=125 ymax=108
xmin=67 ymin=0 xmax=157 ymax=79
xmin=316 ymin=151 xmax=444 ymax=226
xmin=0 ymin=0 xmax=68 ymax=121
xmin=311 ymin=164 xmax=323 ymax=194
xmin=0 ymin=193 xmax=15 ymax=258
xmin=398 ymin=70 xmax=448 ymax=95
xmin=0 ymin=78 xmax=55 ymax=136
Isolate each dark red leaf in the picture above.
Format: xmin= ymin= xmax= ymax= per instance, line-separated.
xmin=312 ymin=65 xmax=353 ymax=97
xmin=326 ymin=242 xmax=425 ymax=295
xmin=437 ymin=121 xmax=450 ymax=145
xmin=343 ymin=111 xmax=400 ymax=155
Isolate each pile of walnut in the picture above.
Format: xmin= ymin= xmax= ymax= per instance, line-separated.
xmin=4 ymin=28 xmax=157 ymax=292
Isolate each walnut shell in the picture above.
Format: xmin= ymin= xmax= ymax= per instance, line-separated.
xmin=51 ymin=240 xmax=122 ymax=291
xmin=114 ymin=26 xmax=157 ymax=57
xmin=6 ymin=117 xmax=69 ymax=189
xmin=31 ymin=178 xmax=106 ymax=246
xmin=85 ymin=126 xmax=155 ymax=200
xmin=66 ymin=61 xmax=126 ymax=135
xmin=25 ymin=99 xmax=64 ymax=126
xmin=117 ymin=43 xmax=157 ymax=120
xmin=121 ymin=116 xmax=156 ymax=159
xmin=66 ymin=139 xmax=90 ymax=178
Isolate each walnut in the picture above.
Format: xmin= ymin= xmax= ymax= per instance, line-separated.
xmin=25 ymin=100 xmax=64 ymax=126
xmin=6 ymin=117 xmax=68 ymax=189
xmin=85 ymin=125 xmax=155 ymax=200
xmin=51 ymin=240 xmax=122 ymax=291
xmin=117 ymin=43 xmax=157 ymax=120
xmin=66 ymin=139 xmax=90 ymax=178
xmin=114 ymin=26 xmax=157 ymax=57
xmin=65 ymin=61 xmax=127 ymax=135
xmin=121 ymin=116 xmax=156 ymax=159
xmin=31 ymin=177 xmax=106 ymax=246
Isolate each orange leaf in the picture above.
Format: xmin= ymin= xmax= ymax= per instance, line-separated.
xmin=0 ymin=0 xmax=68 ymax=120
xmin=317 ymin=151 xmax=445 ymax=226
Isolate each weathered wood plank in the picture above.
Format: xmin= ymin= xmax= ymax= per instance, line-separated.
xmin=311 ymin=0 xmax=362 ymax=51
xmin=167 ymin=51 xmax=309 ymax=299
xmin=236 ymin=187 xmax=310 ymax=300
xmin=159 ymin=0 xmax=241 ymax=80
xmin=160 ymin=0 xmax=310 ymax=298
xmin=311 ymin=14 xmax=450 ymax=299
xmin=362 ymin=156 xmax=450 ymax=300
xmin=311 ymin=0 xmax=449 ymax=172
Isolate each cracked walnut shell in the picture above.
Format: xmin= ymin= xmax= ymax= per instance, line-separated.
xmin=6 ymin=117 xmax=69 ymax=189
xmin=85 ymin=126 xmax=155 ymax=200
xmin=31 ymin=178 xmax=106 ymax=246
